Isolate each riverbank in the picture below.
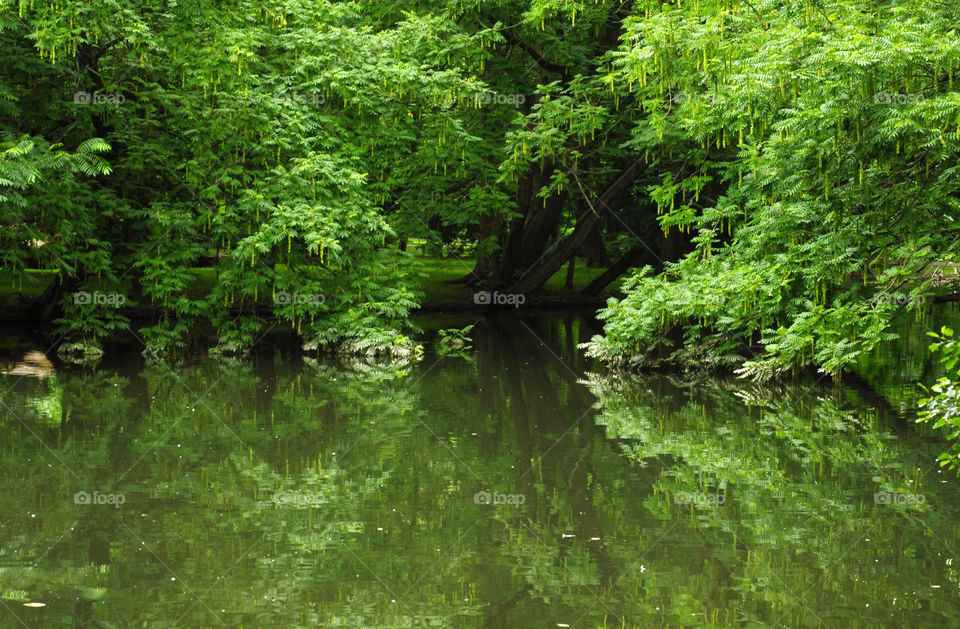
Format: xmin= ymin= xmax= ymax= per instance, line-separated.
xmin=413 ymin=256 xmax=616 ymax=310
xmin=0 ymin=256 xmax=622 ymax=323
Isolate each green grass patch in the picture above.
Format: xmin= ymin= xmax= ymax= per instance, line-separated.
xmin=0 ymin=255 xmax=619 ymax=319
xmin=412 ymin=255 xmax=615 ymax=308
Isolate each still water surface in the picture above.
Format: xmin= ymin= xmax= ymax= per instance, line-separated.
xmin=1 ymin=310 xmax=959 ymax=627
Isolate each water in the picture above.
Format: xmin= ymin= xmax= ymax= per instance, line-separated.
xmin=0 ymin=311 xmax=958 ymax=627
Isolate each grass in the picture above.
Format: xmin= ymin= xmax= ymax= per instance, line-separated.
xmin=0 ymin=255 xmax=620 ymax=321
xmin=0 ymin=269 xmax=59 ymax=317
xmin=411 ymin=255 xmax=616 ymax=309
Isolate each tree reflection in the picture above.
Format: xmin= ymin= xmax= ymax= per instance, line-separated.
xmin=0 ymin=317 xmax=958 ymax=627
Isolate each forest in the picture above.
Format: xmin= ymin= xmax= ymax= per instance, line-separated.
xmin=1 ymin=0 xmax=956 ymax=370
xmin=3 ymin=1 xmax=960 ymax=626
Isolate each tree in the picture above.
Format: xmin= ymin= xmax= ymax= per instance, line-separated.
xmin=1 ymin=0 xmax=490 ymax=359
xmin=918 ymin=326 xmax=960 ymax=473
xmin=585 ymin=0 xmax=960 ymax=377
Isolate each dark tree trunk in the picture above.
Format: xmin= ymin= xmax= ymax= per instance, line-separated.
xmin=580 ymin=221 xmax=611 ymax=267
xmin=27 ymin=275 xmax=81 ymax=322
xmin=583 ymin=246 xmax=646 ymax=295
xmin=505 ymin=208 xmax=599 ymax=294
xmin=76 ymin=42 xmax=113 ymax=140
xmin=505 ymin=157 xmax=647 ymax=294
xmin=517 ymin=188 xmax=566 ymax=269
xmin=457 ymin=209 xmax=502 ymax=284
xmin=660 ymin=225 xmax=692 ymax=262
xmin=473 ymin=0 xmax=638 ymax=293
xmin=490 ymin=162 xmax=566 ymax=286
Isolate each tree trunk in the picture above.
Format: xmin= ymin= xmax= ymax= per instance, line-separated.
xmin=518 ymin=184 xmax=566 ymax=268
xmin=505 ymin=209 xmax=599 ymax=294
xmin=475 ymin=0 xmax=638 ymax=291
xmin=583 ymin=246 xmax=646 ymax=295
xmin=580 ymin=217 xmax=611 ymax=266
xmin=457 ymin=209 xmax=501 ymax=284
xmin=660 ymin=225 xmax=692 ymax=262
xmin=27 ymin=274 xmax=81 ymax=322
xmin=504 ymin=157 xmax=647 ymax=294
xmin=490 ymin=162 xmax=564 ymax=286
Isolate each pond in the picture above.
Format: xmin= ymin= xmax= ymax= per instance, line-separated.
xmin=0 ymin=309 xmax=959 ymax=627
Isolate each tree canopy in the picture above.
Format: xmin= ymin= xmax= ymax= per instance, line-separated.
xmin=583 ymin=0 xmax=960 ymax=378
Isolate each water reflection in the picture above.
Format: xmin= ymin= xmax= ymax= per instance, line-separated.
xmin=0 ymin=351 xmax=54 ymax=379
xmin=0 ymin=312 xmax=957 ymax=627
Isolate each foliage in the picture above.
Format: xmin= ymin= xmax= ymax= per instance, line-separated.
xmin=0 ymin=0 xmax=691 ymax=357
xmin=4 ymin=0 xmax=960 ymax=373
xmin=585 ymin=0 xmax=960 ymax=377
xmin=918 ymin=326 xmax=960 ymax=472
xmin=55 ymin=340 xmax=105 ymax=364
xmin=436 ymin=324 xmax=474 ymax=357
xmin=1 ymin=0 xmax=491 ymax=356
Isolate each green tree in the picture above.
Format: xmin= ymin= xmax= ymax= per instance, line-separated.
xmin=0 ymin=0 xmax=493 ymax=358
xmin=918 ymin=326 xmax=960 ymax=472
xmin=585 ymin=0 xmax=960 ymax=377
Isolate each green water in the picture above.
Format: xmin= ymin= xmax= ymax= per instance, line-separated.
xmin=0 ymin=311 xmax=959 ymax=628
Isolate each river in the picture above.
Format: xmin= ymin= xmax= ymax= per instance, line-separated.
xmin=1 ymin=308 xmax=958 ymax=627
